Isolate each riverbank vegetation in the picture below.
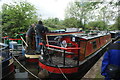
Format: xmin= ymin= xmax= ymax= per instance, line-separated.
xmin=1 ymin=1 xmax=119 ymax=37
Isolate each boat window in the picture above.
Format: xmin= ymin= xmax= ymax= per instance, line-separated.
xmin=92 ymin=41 xmax=97 ymax=49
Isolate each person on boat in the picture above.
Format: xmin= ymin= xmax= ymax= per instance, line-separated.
xmin=42 ymin=27 xmax=49 ymax=44
xmin=26 ymin=24 xmax=36 ymax=53
xmin=44 ymin=27 xmax=49 ymax=33
xmin=35 ymin=20 xmax=45 ymax=54
xmin=101 ymin=39 xmax=120 ymax=80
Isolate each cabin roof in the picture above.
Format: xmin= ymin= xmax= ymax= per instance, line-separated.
xmin=71 ymin=32 xmax=110 ymax=40
xmin=47 ymin=31 xmax=110 ymax=40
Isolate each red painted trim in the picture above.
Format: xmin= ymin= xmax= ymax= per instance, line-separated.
xmin=46 ymin=32 xmax=83 ymax=35
xmin=9 ymin=63 xmax=15 ymax=73
xmin=39 ymin=62 xmax=78 ymax=74
xmin=2 ymin=36 xmax=9 ymax=38
xmin=46 ymin=44 xmax=81 ymax=50
xmin=9 ymin=38 xmax=22 ymax=40
xmin=18 ymin=32 xmax=25 ymax=34
xmin=39 ymin=42 xmax=43 ymax=45
xmin=26 ymin=58 xmax=39 ymax=62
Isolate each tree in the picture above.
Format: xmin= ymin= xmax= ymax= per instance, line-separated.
xmin=1 ymin=1 xmax=37 ymax=37
xmin=113 ymin=1 xmax=120 ymax=30
xmin=63 ymin=17 xmax=80 ymax=28
xmin=65 ymin=1 xmax=119 ymax=30
xmin=65 ymin=1 xmax=101 ymax=29
xmin=110 ymin=16 xmax=120 ymax=30
xmin=86 ymin=21 xmax=107 ymax=30
xmin=43 ymin=18 xmax=65 ymax=30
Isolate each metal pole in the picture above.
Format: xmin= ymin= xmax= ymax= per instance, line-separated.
xmin=63 ymin=50 xmax=65 ymax=66
xmin=77 ymin=40 xmax=80 ymax=65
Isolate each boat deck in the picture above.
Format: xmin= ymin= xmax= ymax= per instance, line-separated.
xmin=50 ymin=56 xmax=77 ymax=67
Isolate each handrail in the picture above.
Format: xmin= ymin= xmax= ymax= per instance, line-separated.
xmin=46 ymin=31 xmax=83 ymax=35
xmin=46 ymin=44 xmax=81 ymax=50
xmin=9 ymin=38 xmax=22 ymax=40
xmin=2 ymin=36 xmax=9 ymax=38
xmin=46 ymin=44 xmax=81 ymax=66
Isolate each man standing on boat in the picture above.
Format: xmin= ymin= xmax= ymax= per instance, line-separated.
xmin=101 ymin=39 xmax=120 ymax=80
xmin=35 ymin=20 xmax=45 ymax=54
xmin=42 ymin=26 xmax=49 ymax=44
xmin=26 ymin=24 xmax=36 ymax=53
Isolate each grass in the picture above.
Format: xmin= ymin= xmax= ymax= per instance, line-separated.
xmin=93 ymin=60 xmax=105 ymax=80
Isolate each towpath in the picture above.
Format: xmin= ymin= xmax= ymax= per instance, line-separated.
xmin=82 ymin=56 xmax=104 ymax=80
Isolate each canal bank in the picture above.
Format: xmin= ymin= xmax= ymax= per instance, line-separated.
xmin=82 ymin=55 xmax=104 ymax=79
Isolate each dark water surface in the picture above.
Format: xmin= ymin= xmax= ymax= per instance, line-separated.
xmin=9 ymin=45 xmax=39 ymax=80
xmin=13 ymin=60 xmax=39 ymax=80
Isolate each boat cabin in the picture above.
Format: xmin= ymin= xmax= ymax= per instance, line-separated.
xmin=45 ymin=32 xmax=111 ymax=62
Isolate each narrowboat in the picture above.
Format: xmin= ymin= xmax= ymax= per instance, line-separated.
xmin=0 ymin=43 xmax=15 ymax=79
xmin=24 ymin=29 xmax=83 ymax=63
xmin=110 ymin=31 xmax=119 ymax=42
xmin=38 ymin=31 xmax=112 ymax=79
xmin=24 ymin=53 xmax=40 ymax=63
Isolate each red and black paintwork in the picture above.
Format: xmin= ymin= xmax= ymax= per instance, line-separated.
xmin=26 ymin=58 xmax=38 ymax=63
xmin=38 ymin=32 xmax=112 ymax=79
xmin=23 ymin=53 xmax=40 ymax=63
xmin=24 ymin=31 xmax=83 ymax=63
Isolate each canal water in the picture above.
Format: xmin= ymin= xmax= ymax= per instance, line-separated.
xmin=10 ymin=45 xmax=39 ymax=80
xmin=13 ymin=60 xmax=39 ymax=80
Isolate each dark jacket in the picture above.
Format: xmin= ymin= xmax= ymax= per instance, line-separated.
xmin=44 ymin=27 xmax=49 ymax=33
xmin=26 ymin=26 xmax=35 ymax=37
xmin=101 ymin=41 xmax=120 ymax=80
xmin=35 ymin=24 xmax=44 ymax=36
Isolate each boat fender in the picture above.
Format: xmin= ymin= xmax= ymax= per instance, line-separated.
xmin=38 ymin=69 xmax=49 ymax=78
xmin=18 ymin=55 xmax=26 ymax=61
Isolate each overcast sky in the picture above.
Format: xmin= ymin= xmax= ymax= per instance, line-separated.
xmin=0 ymin=0 xmax=75 ymax=20
xmin=0 ymin=0 xmax=118 ymax=20
xmin=28 ymin=0 xmax=76 ymax=20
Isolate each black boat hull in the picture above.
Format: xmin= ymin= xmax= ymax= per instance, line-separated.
xmin=2 ymin=57 xmax=15 ymax=79
xmin=38 ymin=40 xmax=111 ymax=79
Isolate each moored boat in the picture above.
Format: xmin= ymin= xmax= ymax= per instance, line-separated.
xmin=24 ymin=53 xmax=40 ymax=63
xmin=38 ymin=31 xmax=112 ymax=79
xmin=23 ymin=30 xmax=84 ymax=63
xmin=0 ymin=43 xmax=15 ymax=79
xmin=110 ymin=31 xmax=120 ymax=42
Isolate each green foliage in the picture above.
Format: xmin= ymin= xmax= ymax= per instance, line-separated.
xmin=2 ymin=1 xmax=37 ymax=37
xmin=63 ymin=17 xmax=81 ymax=28
xmin=43 ymin=18 xmax=65 ymax=30
xmin=86 ymin=21 xmax=107 ymax=30
xmin=109 ymin=16 xmax=120 ymax=30
xmin=65 ymin=2 xmax=101 ymax=29
xmin=65 ymin=1 xmax=119 ymax=30
xmin=115 ymin=16 xmax=120 ymax=29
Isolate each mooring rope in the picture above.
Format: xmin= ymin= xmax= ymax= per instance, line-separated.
xmin=12 ymin=55 xmax=40 ymax=80
xmin=57 ymin=66 xmax=69 ymax=80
